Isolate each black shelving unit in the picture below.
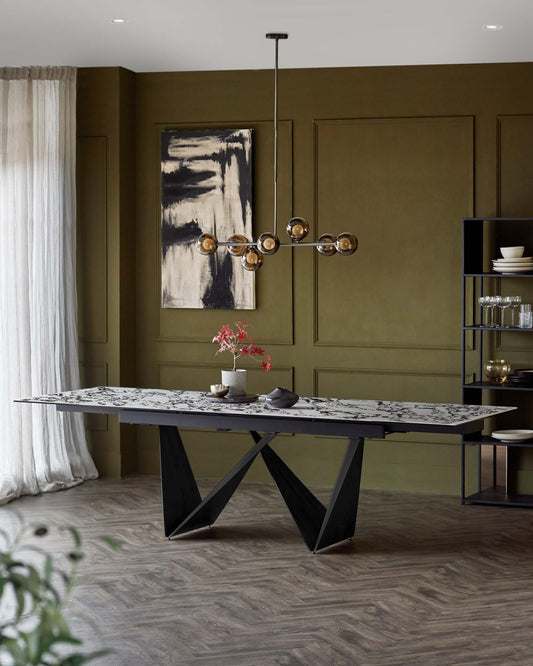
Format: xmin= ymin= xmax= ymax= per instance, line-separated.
xmin=461 ymin=217 xmax=533 ymax=507
xmin=464 ymin=381 xmax=533 ymax=391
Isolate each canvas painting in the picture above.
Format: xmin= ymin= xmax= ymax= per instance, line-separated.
xmin=161 ymin=128 xmax=254 ymax=309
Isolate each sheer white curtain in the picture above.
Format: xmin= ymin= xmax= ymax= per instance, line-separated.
xmin=0 ymin=67 xmax=97 ymax=504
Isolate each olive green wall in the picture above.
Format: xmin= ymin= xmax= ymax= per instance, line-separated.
xmin=78 ymin=62 xmax=533 ymax=493
xmin=77 ymin=68 xmax=137 ymax=477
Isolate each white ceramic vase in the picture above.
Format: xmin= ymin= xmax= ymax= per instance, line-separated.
xmin=221 ymin=369 xmax=247 ymax=397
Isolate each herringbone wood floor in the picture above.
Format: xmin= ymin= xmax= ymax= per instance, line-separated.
xmin=5 ymin=475 xmax=533 ymax=665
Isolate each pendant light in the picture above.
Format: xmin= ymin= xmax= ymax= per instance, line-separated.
xmin=196 ymin=33 xmax=358 ymax=270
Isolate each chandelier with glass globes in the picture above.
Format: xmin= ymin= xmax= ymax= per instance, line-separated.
xmin=196 ymin=33 xmax=358 ymax=271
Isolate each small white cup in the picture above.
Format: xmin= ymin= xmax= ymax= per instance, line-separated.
xmin=500 ymin=246 xmax=525 ymax=259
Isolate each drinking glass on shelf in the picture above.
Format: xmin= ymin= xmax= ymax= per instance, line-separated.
xmin=519 ymin=303 xmax=533 ymax=329
xmin=510 ymin=295 xmax=522 ymax=327
xmin=500 ymin=296 xmax=512 ymax=327
xmin=490 ymin=295 xmax=501 ymax=326
xmin=478 ymin=296 xmax=493 ymax=327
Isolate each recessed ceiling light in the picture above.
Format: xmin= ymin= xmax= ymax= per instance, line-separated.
xmin=110 ymin=18 xmax=128 ymax=24
xmin=483 ymin=24 xmax=503 ymax=31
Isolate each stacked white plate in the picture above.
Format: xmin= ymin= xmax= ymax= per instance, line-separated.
xmin=491 ymin=429 xmax=533 ymax=442
xmin=493 ymin=257 xmax=533 ymax=273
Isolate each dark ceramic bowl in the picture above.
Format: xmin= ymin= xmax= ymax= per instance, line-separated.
xmin=266 ymin=387 xmax=299 ymax=409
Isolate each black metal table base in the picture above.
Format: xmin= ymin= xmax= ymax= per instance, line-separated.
xmin=159 ymin=426 xmax=364 ymax=553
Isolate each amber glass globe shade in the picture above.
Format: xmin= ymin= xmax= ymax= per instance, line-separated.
xmin=227 ymin=234 xmax=249 ymax=257
xmin=286 ymin=217 xmax=309 ymax=241
xmin=257 ymin=233 xmax=280 ymax=255
xmin=335 ymin=233 xmax=358 ymax=255
xmin=196 ymin=233 xmax=218 ymax=255
xmin=241 ymin=248 xmax=264 ymax=271
xmin=316 ymin=234 xmax=336 ymax=256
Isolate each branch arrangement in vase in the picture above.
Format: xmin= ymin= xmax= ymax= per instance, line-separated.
xmin=212 ymin=322 xmax=271 ymax=372
xmin=212 ymin=322 xmax=271 ymax=397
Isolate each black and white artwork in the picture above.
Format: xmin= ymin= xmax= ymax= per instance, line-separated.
xmin=161 ymin=129 xmax=254 ymax=309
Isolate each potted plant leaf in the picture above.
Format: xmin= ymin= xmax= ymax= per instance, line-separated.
xmin=0 ymin=511 xmax=117 ymax=665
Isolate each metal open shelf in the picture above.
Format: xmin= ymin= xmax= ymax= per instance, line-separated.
xmin=461 ymin=217 xmax=533 ymax=508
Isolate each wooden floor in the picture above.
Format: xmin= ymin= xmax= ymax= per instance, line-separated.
xmin=4 ymin=475 xmax=533 ymax=665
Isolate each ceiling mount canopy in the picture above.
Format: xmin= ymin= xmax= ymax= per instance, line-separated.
xmin=196 ymin=33 xmax=358 ymax=271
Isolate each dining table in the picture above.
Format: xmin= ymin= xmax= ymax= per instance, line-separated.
xmin=17 ymin=387 xmax=514 ymax=552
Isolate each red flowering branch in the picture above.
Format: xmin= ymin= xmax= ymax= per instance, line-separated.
xmin=212 ymin=322 xmax=271 ymax=372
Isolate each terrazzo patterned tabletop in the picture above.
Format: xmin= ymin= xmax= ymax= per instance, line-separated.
xmin=17 ymin=386 xmax=515 ymax=427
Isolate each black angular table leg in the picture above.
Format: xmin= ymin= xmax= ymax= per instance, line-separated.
xmin=259 ymin=436 xmax=365 ymax=552
xmin=314 ymin=437 xmax=365 ymax=552
xmin=159 ymin=425 xmax=202 ymax=537
xmin=160 ymin=427 xmax=364 ymax=551
xmin=170 ymin=432 xmax=278 ymax=537
xmin=261 ymin=444 xmax=327 ymax=551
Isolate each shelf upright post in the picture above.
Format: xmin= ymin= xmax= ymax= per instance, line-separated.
xmin=479 ymin=276 xmax=484 ymax=382
xmin=478 ymin=271 xmax=484 ymax=496
xmin=461 ymin=219 xmax=466 ymax=502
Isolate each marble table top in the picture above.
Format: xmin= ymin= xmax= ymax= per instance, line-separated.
xmin=17 ymin=386 xmax=515 ymax=427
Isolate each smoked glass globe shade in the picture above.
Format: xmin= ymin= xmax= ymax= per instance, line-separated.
xmin=317 ymin=233 xmax=336 ymax=256
xmin=196 ymin=233 xmax=218 ymax=255
xmin=335 ymin=233 xmax=358 ymax=255
xmin=241 ymin=248 xmax=264 ymax=271
xmin=286 ymin=217 xmax=309 ymax=242
xmin=257 ymin=233 xmax=280 ymax=255
xmin=227 ymin=234 xmax=249 ymax=257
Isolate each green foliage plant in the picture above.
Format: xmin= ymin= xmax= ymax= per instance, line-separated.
xmin=0 ymin=512 xmax=117 ymax=665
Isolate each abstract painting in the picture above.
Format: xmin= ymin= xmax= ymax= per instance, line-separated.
xmin=161 ymin=129 xmax=254 ymax=309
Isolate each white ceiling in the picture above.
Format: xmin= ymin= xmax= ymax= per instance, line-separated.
xmin=0 ymin=0 xmax=531 ymax=73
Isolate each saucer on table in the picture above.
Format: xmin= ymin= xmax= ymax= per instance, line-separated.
xmin=206 ymin=393 xmax=259 ymax=404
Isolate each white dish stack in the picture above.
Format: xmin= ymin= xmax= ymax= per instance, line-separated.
xmin=493 ymin=246 xmax=533 ymax=273
xmin=491 ymin=429 xmax=533 ymax=443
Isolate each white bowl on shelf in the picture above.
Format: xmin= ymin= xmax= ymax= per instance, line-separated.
xmin=500 ymin=246 xmax=525 ymax=258
xmin=491 ymin=429 xmax=533 ymax=442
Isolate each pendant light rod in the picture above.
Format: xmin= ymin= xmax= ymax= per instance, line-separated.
xmin=217 ymin=240 xmax=336 ymax=248
xmin=274 ymin=37 xmax=278 ymax=238
xmin=195 ymin=32 xmax=358 ymax=268
xmin=266 ymin=33 xmax=288 ymax=239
